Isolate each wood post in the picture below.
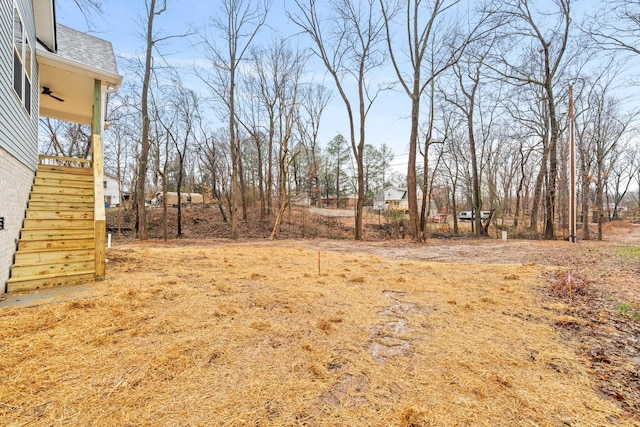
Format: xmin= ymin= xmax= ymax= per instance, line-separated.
xmin=92 ymin=79 xmax=106 ymax=279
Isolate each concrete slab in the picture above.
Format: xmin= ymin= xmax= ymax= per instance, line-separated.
xmin=0 ymin=282 xmax=101 ymax=309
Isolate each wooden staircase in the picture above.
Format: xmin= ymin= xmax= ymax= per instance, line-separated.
xmin=7 ymin=160 xmax=96 ymax=292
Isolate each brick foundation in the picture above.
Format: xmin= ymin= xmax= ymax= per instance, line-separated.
xmin=0 ymin=149 xmax=33 ymax=293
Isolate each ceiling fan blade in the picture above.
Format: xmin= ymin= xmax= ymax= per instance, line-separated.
xmin=42 ymin=87 xmax=65 ymax=102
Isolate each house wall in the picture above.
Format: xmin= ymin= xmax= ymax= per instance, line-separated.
xmin=103 ymin=176 xmax=120 ymax=206
xmin=0 ymin=148 xmax=33 ymax=292
xmin=1 ymin=0 xmax=39 ymax=170
xmin=1 ymin=0 xmax=40 ymax=292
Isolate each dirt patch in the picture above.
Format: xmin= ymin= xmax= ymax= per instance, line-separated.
xmin=2 ymin=235 xmax=640 ymax=425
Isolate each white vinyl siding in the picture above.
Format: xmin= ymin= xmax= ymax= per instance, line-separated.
xmin=1 ymin=0 xmax=39 ymax=171
xmin=12 ymin=3 xmax=32 ymax=115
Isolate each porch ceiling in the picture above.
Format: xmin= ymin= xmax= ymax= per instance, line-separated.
xmin=38 ymin=60 xmax=96 ymax=125
xmin=36 ymin=24 xmax=122 ymax=126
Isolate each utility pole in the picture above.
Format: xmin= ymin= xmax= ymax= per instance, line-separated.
xmin=568 ymin=85 xmax=577 ymax=243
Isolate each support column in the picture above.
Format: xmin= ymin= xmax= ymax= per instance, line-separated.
xmin=92 ymin=79 xmax=106 ymax=278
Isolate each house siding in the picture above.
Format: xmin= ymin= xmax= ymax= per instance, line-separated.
xmin=1 ymin=0 xmax=39 ymax=292
xmin=104 ymin=175 xmax=121 ymax=206
xmin=1 ymin=0 xmax=39 ymax=171
xmin=0 ymin=148 xmax=33 ymax=292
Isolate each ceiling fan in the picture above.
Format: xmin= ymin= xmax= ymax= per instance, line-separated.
xmin=42 ymin=87 xmax=64 ymax=102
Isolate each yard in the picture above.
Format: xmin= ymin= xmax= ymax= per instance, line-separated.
xmin=1 ymin=222 xmax=639 ymax=426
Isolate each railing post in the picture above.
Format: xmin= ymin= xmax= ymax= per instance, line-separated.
xmin=92 ymin=79 xmax=106 ymax=279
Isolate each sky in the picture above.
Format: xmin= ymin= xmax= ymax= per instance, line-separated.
xmin=54 ymin=0 xmax=639 ymax=178
xmin=55 ymin=0 xmax=414 ymax=173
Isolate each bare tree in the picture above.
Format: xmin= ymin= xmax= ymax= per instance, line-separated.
xmin=298 ymin=84 xmax=332 ymax=207
xmin=199 ymin=0 xmax=271 ymax=239
xmin=488 ymin=0 xmax=574 ymax=239
xmin=150 ymin=90 xmax=172 ymax=241
xmin=39 ymin=119 xmax=91 ymax=158
xmin=56 ymin=0 xmax=103 ymax=30
xmin=574 ymin=71 xmax=638 ymax=240
xmin=443 ymin=43 xmax=495 ymax=236
xmin=240 ymin=38 xmax=300 ymax=221
xmin=134 ymin=0 xmax=169 ymax=240
xmin=608 ymin=146 xmax=637 ymax=221
xmin=291 ymin=0 xmax=388 ymax=240
xmin=438 ymin=146 xmax=460 ymax=234
xmin=584 ymin=0 xmax=640 ymax=56
xmin=163 ymin=82 xmax=199 ymax=237
xmin=198 ymin=128 xmax=230 ymax=223
xmin=269 ymin=49 xmax=305 ymax=239
xmin=379 ymin=0 xmax=484 ymax=240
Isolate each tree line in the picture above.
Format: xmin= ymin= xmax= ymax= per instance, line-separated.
xmin=41 ymin=0 xmax=640 ymax=241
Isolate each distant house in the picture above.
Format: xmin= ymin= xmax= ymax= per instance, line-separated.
xmin=1 ymin=1 xmax=121 ymax=292
xmin=290 ymin=193 xmax=311 ymax=207
xmin=151 ymin=192 xmax=204 ymax=207
xmin=103 ymin=174 xmax=121 ymax=207
xmin=374 ymin=186 xmax=407 ymax=211
xmin=321 ymin=194 xmax=357 ymax=209
xmin=373 ymin=186 xmax=437 ymax=218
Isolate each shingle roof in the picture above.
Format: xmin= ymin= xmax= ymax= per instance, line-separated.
xmin=55 ymin=24 xmax=119 ymax=75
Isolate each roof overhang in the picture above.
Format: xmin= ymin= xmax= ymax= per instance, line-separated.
xmin=36 ymin=47 xmax=122 ymax=125
xmin=33 ymin=0 xmax=56 ymax=52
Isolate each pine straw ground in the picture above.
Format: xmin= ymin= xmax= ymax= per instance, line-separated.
xmin=0 ymin=242 xmax=634 ymax=426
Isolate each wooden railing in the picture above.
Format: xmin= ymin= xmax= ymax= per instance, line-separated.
xmin=38 ymin=155 xmax=92 ymax=168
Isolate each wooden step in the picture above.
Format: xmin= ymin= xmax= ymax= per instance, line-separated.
xmin=34 ymin=175 xmax=94 ymax=189
xmin=10 ymin=259 xmax=96 ymax=278
xmin=19 ymin=228 xmax=94 ymax=241
xmin=36 ymin=167 xmax=93 ymax=181
xmin=6 ymin=272 xmax=95 ymax=292
xmin=25 ymin=210 xmax=94 ymax=220
xmin=31 ymin=185 xmax=93 ymax=197
xmin=13 ymin=248 xmax=95 ymax=267
xmin=17 ymin=238 xmax=95 ymax=252
xmin=27 ymin=201 xmax=93 ymax=211
xmin=37 ymin=165 xmax=93 ymax=176
xmin=22 ymin=218 xmax=95 ymax=230
xmin=28 ymin=193 xmax=94 ymax=203
xmin=7 ymin=162 xmax=99 ymax=293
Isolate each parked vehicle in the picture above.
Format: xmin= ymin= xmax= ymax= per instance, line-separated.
xmin=433 ymin=214 xmax=448 ymax=223
xmin=457 ymin=210 xmax=490 ymax=221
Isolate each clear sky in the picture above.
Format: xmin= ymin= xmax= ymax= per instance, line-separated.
xmin=54 ymin=0 xmax=638 ymax=177
xmin=54 ymin=0 xmax=413 ymax=171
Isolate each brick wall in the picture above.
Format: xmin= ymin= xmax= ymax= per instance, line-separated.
xmin=0 ymin=148 xmax=33 ymax=293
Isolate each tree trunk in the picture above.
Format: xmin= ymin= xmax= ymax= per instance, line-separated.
xmin=466 ymin=102 xmax=483 ymax=237
xmin=530 ymin=147 xmax=548 ymax=233
xmin=267 ymin=117 xmax=274 ymax=215
xmin=581 ymin=171 xmax=590 ymax=240
xmin=136 ymin=0 xmax=159 ymax=240
xmin=256 ymin=135 xmax=265 ymax=221
xmin=596 ymin=164 xmax=604 ymax=241
xmin=229 ymin=63 xmax=239 ymax=239
xmin=238 ymin=140 xmax=247 ymax=222
xmin=269 ymin=156 xmax=288 ymax=240
xmin=176 ymin=155 xmax=184 ymax=237
xmin=407 ymin=93 xmax=420 ymax=240
xmin=514 ymin=150 xmax=527 ymax=229
xmin=544 ymin=85 xmax=560 ymax=240
xmin=451 ymin=183 xmax=459 ymax=235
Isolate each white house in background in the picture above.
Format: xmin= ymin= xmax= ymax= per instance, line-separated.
xmin=374 ymin=186 xmax=407 ymax=211
xmin=373 ymin=186 xmax=438 ymax=218
xmin=103 ymin=174 xmax=121 ymax=207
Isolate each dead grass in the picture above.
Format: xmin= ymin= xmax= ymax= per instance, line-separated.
xmin=0 ymin=242 xmax=632 ymax=426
